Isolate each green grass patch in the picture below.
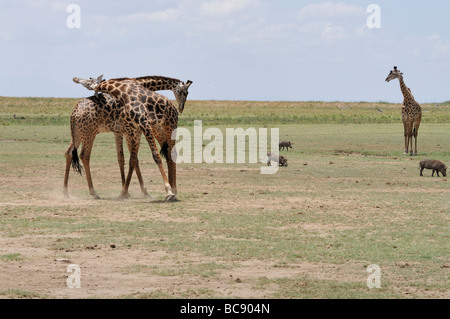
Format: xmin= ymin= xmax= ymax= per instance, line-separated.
xmin=0 ymin=253 xmax=24 ymax=262
xmin=1 ymin=97 xmax=449 ymax=126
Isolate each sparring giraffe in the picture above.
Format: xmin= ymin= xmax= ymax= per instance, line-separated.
xmin=64 ymin=76 xmax=192 ymax=199
xmin=66 ymin=76 xmax=191 ymax=200
xmin=72 ymin=75 xmax=179 ymax=201
xmin=385 ymin=66 xmax=422 ymax=155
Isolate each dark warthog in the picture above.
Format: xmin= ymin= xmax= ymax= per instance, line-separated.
xmin=419 ymin=159 xmax=447 ymax=177
xmin=267 ymin=152 xmax=288 ymax=167
xmin=279 ymin=141 xmax=293 ymax=151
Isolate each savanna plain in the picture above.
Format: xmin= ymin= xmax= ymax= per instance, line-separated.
xmin=0 ymin=97 xmax=449 ymax=299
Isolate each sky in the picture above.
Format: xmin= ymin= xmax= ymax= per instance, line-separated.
xmin=1 ymin=0 xmax=450 ymax=102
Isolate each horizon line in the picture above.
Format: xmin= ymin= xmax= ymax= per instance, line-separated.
xmin=1 ymin=95 xmax=450 ymax=105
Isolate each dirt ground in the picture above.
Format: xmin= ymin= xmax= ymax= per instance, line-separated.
xmin=0 ymin=163 xmax=362 ymax=299
xmin=1 ymin=162 xmax=448 ymax=299
xmin=0 ymin=234 xmax=347 ymax=299
xmin=0 ymin=175 xmax=360 ymax=299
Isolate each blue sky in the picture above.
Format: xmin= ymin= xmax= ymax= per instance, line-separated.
xmin=1 ymin=0 xmax=450 ymax=102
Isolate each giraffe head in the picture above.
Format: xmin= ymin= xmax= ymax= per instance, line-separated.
xmin=173 ymin=80 xmax=193 ymax=114
xmin=385 ymin=66 xmax=403 ymax=82
xmin=73 ymin=75 xmax=104 ymax=91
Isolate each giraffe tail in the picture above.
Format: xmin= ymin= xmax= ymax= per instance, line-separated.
xmin=71 ymin=147 xmax=84 ymax=176
xmin=160 ymin=142 xmax=169 ymax=160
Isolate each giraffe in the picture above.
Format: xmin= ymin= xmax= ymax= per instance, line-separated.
xmin=69 ymin=76 xmax=188 ymax=201
xmin=64 ymin=76 xmax=192 ymax=199
xmin=72 ymin=75 xmax=179 ymax=201
xmin=385 ymin=66 xmax=422 ymax=155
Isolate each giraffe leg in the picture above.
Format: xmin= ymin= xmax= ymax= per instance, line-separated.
xmin=114 ymin=133 xmax=126 ymax=189
xmin=118 ymin=146 xmax=137 ymax=200
xmin=405 ymin=121 xmax=413 ymax=156
xmin=167 ymin=148 xmax=177 ymax=196
xmin=402 ymin=120 xmax=408 ymax=155
xmin=63 ymin=141 xmax=75 ymax=198
xmin=118 ymin=132 xmax=138 ymax=200
xmin=409 ymin=127 xmax=414 ymax=156
xmin=414 ymin=136 xmax=418 ymax=156
xmin=413 ymin=115 xmax=421 ymax=156
xmin=165 ymin=130 xmax=177 ymax=196
xmin=142 ymin=128 xmax=175 ymax=202
xmin=403 ymin=135 xmax=408 ymax=155
xmin=133 ymin=135 xmax=151 ymax=198
xmin=79 ymin=137 xmax=100 ymax=199
xmin=124 ymin=132 xmax=150 ymax=198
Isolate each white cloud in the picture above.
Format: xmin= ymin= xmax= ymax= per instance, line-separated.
xmin=252 ymin=23 xmax=297 ymax=42
xmin=26 ymin=0 xmax=48 ymax=7
xmin=50 ymin=1 xmax=68 ymax=12
xmin=298 ymin=2 xmax=364 ymax=20
xmin=200 ymin=0 xmax=261 ymax=16
xmin=429 ymin=35 xmax=450 ymax=55
xmin=122 ymin=8 xmax=179 ymax=22
xmin=296 ymin=2 xmax=366 ymax=44
xmin=321 ymin=23 xmax=347 ymax=42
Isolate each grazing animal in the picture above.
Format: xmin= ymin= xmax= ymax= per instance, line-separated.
xmin=279 ymin=141 xmax=293 ymax=151
xmin=385 ymin=66 xmax=422 ymax=155
xmin=64 ymin=76 xmax=192 ymax=199
xmin=73 ymin=75 xmax=182 ymax=201
xmin=419 ymin=159 xmax=447 ymax=177
xmin=267 ymin=152 xmax=288 ymax=167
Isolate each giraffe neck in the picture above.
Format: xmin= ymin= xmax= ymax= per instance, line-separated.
xmin=398 ymin=76 xmax=414 ymax=103
xmin=132 ymin=76 xmax=182 ymax=91
xmin=97 ymin=80 xmax=131 ymax=104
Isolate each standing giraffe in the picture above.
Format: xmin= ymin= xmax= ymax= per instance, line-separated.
xmin=71 ymin=76 xmax=183 ymax=201
xmin=385 ymin=66 xmax=422 ymax=155
xmin=64 ymin=76 xmax=192 ymax=199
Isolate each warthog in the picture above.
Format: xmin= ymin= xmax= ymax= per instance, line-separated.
xmin=267 ymin=152 xmax=288 ymax=167
xmin=279 ymin=141 xmax=293 ymax=151
xmin=419 ymin=159 xmax=447 ymax=177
